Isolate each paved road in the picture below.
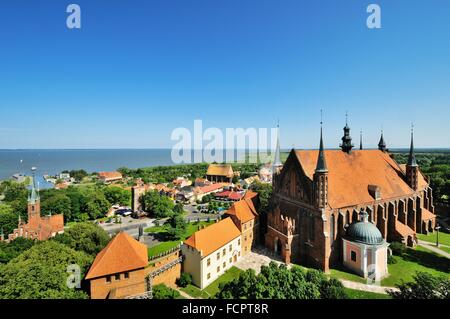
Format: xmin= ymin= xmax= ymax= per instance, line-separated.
xmin=340 ymin=279 xmax=398 ymax=294
xmin=418 ymin=240 xmax=450 ymax=259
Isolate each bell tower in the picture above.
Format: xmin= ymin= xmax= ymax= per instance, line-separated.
xmin=406 ymin=125 xmax=419 ymax=191
xmin=27 ymin=167 xmax=41 ymax=228
xmin=313 ymin=115 xmax=328 ymax=209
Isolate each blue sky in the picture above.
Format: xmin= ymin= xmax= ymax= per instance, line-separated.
xmin=0 ymin=0 xmax=449 ymax=149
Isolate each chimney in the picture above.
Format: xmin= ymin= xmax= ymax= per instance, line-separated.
xmin=368 ymin=185 xmax=381 ymax=200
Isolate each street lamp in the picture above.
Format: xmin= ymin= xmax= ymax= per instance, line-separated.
xmin=435 ymin=224 xmax=441 ymax=247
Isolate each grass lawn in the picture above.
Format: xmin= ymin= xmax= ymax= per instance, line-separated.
xmin=344 ymin=288 xmax=391 ymax=299
xmin=203 ymin=266 xmax=243 ymax=297
xmin=178 ymin=267 xmax=243 ymax=299
xmin=381 ymin=246 xmax=450 ymax=287
xmin=417 ymin=231 xmax=450 ymax=247
xmin=329 ymin=267 xmax=367 ymax=284
xmin=180 ymin=284 xmax=210 ymax=299
xmin=147 ymin=221 xmax=214 ymax=258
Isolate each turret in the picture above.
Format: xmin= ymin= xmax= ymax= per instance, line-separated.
xmin=339 ymin=112 xmax=354 ymax=153
xmin=406 ymin=125 xmax=419 ymax=191
xmin=313 ymin=120 xmax=328 ymax=209
xmin=378 ymin=130 xmax=387 ymax=152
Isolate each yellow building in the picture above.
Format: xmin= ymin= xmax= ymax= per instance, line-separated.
xmin=182 ymin=218 xmax=242 ymax=289
xmin=226 ymin=191 xmax=259 ymax=255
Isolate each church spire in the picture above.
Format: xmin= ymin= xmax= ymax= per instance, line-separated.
xmin=315 ymin=111 xmax=328 ymax=173
xmin=406 ymin=124 xmax=419 ymax=191
xmin=339 ymin=111 xmax=354 ymax=153
xmin=28 ymin=167 xmax=40 ymax=204
xmin=378 ymin=128 xmax=387 ymax=152
xmin=273 ymin=119 xmax=282 ymax=168
xmin=407 ymin=124 xmax=418 ymax=167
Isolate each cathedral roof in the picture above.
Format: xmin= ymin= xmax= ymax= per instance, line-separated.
xmin=293 ymin=149 xmax=428 ymax=209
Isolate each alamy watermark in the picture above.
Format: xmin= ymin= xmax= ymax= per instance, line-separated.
xmin=66 ymin=4 xmax=81 ymax=29
xmin=171 ymin=120 xmax=279 ymax=164
xmin=66 ymin=264 xmax=81 ymax=289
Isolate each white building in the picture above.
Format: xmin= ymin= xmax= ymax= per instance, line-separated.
xmin=182 ymin=218 xmax=242 ymax=289
xmin=342 ymin=210 xmax=389 ymax=282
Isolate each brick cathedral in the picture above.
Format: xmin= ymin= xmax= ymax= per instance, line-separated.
xmin=265 ymin=119 xmax=436 ymax=272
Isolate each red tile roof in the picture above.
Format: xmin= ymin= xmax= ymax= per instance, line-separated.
xmin=98 ymin=171 xmax=123 ymax=181
xmin=86 ymin=232 xmax=148 ymax=280
xmin=293 ymin=150 xmax=428 ymax=209
xmin=227 ymin=199 xmax=257 ymax=224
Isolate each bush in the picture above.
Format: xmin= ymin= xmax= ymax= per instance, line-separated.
xmin=388 ymin=272 xmax=450 ymax=299
xmin=152 ymin=284 xmax=181 ymax=299
xmin=387 ymin=254 xmax=397 ymax=264
xmin=390 ymin=242 xmax=407 ymax=256
xmin=177 ymin=272 xmax=193 ymax=288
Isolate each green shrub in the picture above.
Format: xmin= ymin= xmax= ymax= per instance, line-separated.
xmin=177 ymin=272 xmax=193 ymax=288
xmin=152 ymin=284 xmax=181 ymax=299
xmin=387 ymin=254 xmax=397 ymax=264
xmin=390 ymin=242 xmax=407 ymax=256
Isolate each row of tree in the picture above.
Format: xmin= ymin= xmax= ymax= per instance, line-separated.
xmin=217 ymin=262 xmax=347 ymax=299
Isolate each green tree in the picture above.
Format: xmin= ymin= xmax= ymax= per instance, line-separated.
xmin=166 ymin=214 xmax=187 ymax=240
xmin=140 ymin=191 xmax=175 ymax=218
xmin=40 ymin=193 xmax=72 ymax=221
xmin=388 ymin=272 xmax=450 ymax=299
xmin=0 ymin=241 xmax=92 ymax=299
xmin=0 ymin=204 xmax=18 ymax=236
xmin=176 ymin=272 xmax=192 ymax=288
xmin=53 ymin=222 xmax=110 ymax=256
xmin=250 ymin=181 xmax=272 ymax=214
xmin=173 ymin=203 xmax=184 ymax=215
xmin=104 ymin=186 xmax=131 ymax=206
xmin=217 ymin=262 xmax=347 ymax=299
xmin=84 ymin=192 xmax=110 ymax=220
xmin=0 ymin=237 xmax=35 ymax=264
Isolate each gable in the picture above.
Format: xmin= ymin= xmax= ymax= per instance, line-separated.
xmin=276 ymin=150 xmax=312 ymax=203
